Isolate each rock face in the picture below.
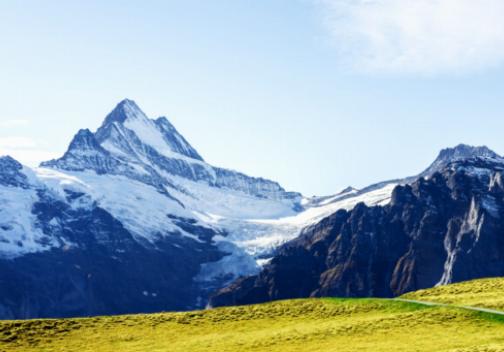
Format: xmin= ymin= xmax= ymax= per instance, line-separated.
xmin=0 ymin=156 xmax=29 ymax=189
xmin=0 ymin=167 xmax=225 ymax=318
xmin=0 ymin=197 xmax=222 ymax=319
xmin=210 ymin=157 xmax=504 ymax=307
xmin=420 ymin=144 xmax=503 ymax=176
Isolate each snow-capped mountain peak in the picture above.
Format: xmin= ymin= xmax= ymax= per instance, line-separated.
xmin=43 ymin=99 xmax=301 ymax=205
xmin=0 ymin=156 xmax=29 ymax=189
xmin=154 ymin=116 xmax=204 ymax=161
xmin=96 ymin=99 xmax=202 ymax=162
xmin=41 ymin=127 xmax=121 ymax=175
xmin=67 ymin=129 xmax=104 ymax=154
xmin=100 ymin=98 xmax=149 ymax=125
xmin=437 ymin=144 xmax=500 ymax=161
xmin=421 ymin=144 xmax=503 ymax=176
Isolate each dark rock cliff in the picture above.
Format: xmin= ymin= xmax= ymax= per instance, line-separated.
xmin=210 ymin=158 xmax=504 ymax=307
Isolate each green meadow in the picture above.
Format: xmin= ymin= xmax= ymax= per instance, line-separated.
xmin=403 ymin=277 xmax=504 ymax=311
xmin=3 ymin=279 xmax=504 ymax=351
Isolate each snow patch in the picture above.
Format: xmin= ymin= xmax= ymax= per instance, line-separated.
xmin=35 ymin=168 xmax=204 ymax=243
xmin=0 ymin=186 xmax=57 ymax=257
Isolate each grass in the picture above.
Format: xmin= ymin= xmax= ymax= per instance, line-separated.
xmin=402 ymin=277 xmax=504 ymax=311
xmin=2 ymin=283 xmax=504 ymax=351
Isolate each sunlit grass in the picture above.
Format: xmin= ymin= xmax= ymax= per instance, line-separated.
xmin=2 ymin=290 xmax=504 ymax=351
xmin=402 ymin=277 xmax=504 ymax=311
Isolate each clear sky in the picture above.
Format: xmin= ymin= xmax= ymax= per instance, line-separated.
xmin=1 ymin=0 xmax=504 ymax=196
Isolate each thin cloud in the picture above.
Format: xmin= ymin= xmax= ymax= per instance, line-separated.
xmin=0 ymin=119 xmax=30 ymax=128
xmin=0 ymin=136 xmax=37 ymax=149
xmin=0 ymin=136 xmax=58 ymax=166
xmin=319 ymin=0 xmax=504 ymax=74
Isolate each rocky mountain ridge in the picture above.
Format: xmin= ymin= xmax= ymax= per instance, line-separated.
xmin=210 ymin=156 xmax=504 ymax=307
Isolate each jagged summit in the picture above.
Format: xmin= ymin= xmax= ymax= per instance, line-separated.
xmin=101 ymin=99 xmax=147 ymax=126
xmin=94 ymin=99 xmax=204 ymax=162
xmin=338 ymin=186 xmax=358 ymax=195
xmin=0 ymin=155 xmax=20 ymax=165
xmin=40 ymin=99 xmax=296 ymax=200
xmin=438 ymin=144 xmax=500 ymax=161
xmin=421 ymin=144 xmax=503 ymax=176
xmin=66 ymin=129 xmax=103 ymax=153
xmin=0 ymin=155 xmax=29 ymax=188
xmin=45 ymin=99 xmax=205 ymax=172
xmin=42 ymin=99 xmax=207 ymax=182
xmin=154 ymin=116 xmax=204 ymax=161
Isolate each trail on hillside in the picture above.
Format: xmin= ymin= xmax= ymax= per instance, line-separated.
xmin=395 ymin=298 xmax=504 ymax=316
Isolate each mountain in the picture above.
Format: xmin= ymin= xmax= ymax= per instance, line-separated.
xmin=0 ymin=99 xmax=305 ymax=319
xmin=42 ymin=99 xmax=296 ymax=200
xmin=210 ymin=147 xmax=504 ymax=307
xmin=1 ymin=99 xmax=503 ymax=319
xmin=420 ymin=144 xmax=503 ymax=176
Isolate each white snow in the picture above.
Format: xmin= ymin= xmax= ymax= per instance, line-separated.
xmin=35 ymin=168 xmax=204 ymax=243
xmin=1 ymin=142 xmax=398 ymax=281
xmin=195 ymin=239 xmax=260 ymax=283
xmin=313 ymin=187 xmax=359 ymax=207
xmin=167 ymin=178 xmax=395 ymax=259
xmin=272 ymin=184 xmax=394 ymax=227
xmin=119 ymin=105 xmax=215 ymax=177
xmin=123 ymin=111 xmax=176 ymax=159
xmin=0 ymin=185 xmax=57 ymax=257
xmin=190 ymin=181 xmax=395 ymax=278
xmin=220 ymin=183 xmax=396 ymax=257
xmin=166 ymin=174 xmax=298 ymax=220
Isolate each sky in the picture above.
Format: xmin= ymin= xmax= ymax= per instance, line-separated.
xmin=1 ymin=0 xmax=504 ymax=196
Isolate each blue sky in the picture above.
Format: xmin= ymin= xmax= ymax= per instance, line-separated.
xmin=1 ymin=0 xmax=504 ymax=196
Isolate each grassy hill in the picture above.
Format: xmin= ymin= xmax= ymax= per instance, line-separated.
xmin=2 ymin=280 xmax=504 ymax=351
xmin=402 ymin=277 xmax=504 ymax=311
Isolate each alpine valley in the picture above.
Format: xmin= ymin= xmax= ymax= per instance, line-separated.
xmin=1 ymin=99 xmax=504 ymax=319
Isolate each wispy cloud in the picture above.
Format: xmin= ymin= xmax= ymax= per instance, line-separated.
xmin=319 ymin=0 xmax=504 ymax=74
xmin=0 ymin=136 xmax=37 ymax=149
xmin=0 ymin=119 xmax=30 ymax=128
xmin=0 ymin=136 xmax=58 ymax=166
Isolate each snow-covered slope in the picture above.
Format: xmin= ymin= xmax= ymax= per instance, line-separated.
xmin=0 ymin=157 xmax=57 ymax=257
xmin=36 ymin=168 xmax=201 ymax=243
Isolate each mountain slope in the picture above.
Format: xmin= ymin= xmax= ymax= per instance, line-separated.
xmin=0 ymin=155 xmax=225 ymax=318
xmin=210 ymin=154 xmax=504 ymax=307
